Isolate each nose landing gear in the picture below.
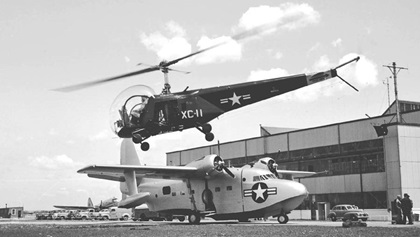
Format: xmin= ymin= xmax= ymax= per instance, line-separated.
xmin=132 ymin=132 xmax=150 ymax=151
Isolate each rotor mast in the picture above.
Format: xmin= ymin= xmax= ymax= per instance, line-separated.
xmin=161 ymin=67 xmax=171 ymax=94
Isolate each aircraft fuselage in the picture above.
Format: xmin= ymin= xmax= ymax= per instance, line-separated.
xmin=139 ymin=166 xmax=308 ymax=220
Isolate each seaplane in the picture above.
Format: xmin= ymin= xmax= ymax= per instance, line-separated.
xmin=77 ymin=139 xmax=317 ymax=224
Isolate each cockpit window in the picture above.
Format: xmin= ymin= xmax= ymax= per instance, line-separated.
xmin=253 ymin=173 xmax=278 ymax=181
xmin=128 ymin=96 xmax=149 ymax=121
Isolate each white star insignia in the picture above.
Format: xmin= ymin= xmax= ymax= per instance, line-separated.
xmin=229 ymin=92 xmax=242 ymax=105
xmin=253 ymin=183 xmax=267 ymax=201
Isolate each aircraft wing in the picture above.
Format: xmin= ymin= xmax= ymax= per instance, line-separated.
xmin=77 ymin=164 xmax=198 ymax=181
xmin=54 ymin=205 xmax=91 ymax=210
xmin=277 ymin=170 xmax=318 ymax=178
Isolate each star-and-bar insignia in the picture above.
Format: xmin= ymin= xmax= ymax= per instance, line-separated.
xmin=244 ymin=182 xmax=277 ymax=203
xmin=220 ymin=92 xmax=251 ymax=106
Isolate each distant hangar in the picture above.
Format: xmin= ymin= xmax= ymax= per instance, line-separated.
xmin=167 ymin=100 xmax=420 ymax=219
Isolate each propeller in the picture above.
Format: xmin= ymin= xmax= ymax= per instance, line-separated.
xmin=267 ymin=159 xmax=279 ymax=178
xmin=53 ymin=20 xmax=285 ymax=92
xmin=214 ymin=156 xmax=235 ymax=178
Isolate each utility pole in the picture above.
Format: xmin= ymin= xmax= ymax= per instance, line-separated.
xmin=383 ymin=62 xmax=408 ymax=123
xmin=383 ymin=76 xmax=391 ymax=107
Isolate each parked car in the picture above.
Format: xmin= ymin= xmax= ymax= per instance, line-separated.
xmin=132 ymin=205 xmax=185 ymax=222
xmin=99 ymin=207 xmax=131 ymax=221
xmin=328 ymin=204 xmax=369 ymax=222
xmin=35 ymin=211 xmax=53 ymax=220
xmin=75 ymin=209 xmax=99 ymax=220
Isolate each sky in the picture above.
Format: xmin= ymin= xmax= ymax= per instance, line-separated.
xmin=1 ymin=0 xmax=420 ymax=211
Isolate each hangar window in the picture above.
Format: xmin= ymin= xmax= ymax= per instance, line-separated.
xmin=162 ymin=186 xmax=171 ymax=195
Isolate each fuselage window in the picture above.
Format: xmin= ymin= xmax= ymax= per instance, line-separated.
xmin=227 ymin=186 xmax=232 ymax=191
xmin=215 ymin=187 xmax=221 ymax=192
xmin=163 ymin=186 xmax=171 ymax=195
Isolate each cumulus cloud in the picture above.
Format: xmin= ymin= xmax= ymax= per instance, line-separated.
xmin=140 ymin=21 xmax=192 ymax=63
xmin=28 ymin=154 xmax=84 ymax=170
xmin=139 ymin=3 xmax=320 ymax=66
xmin=332 ymin=38 xmax=342 ymax=48
xmin=247 ymin=68 xmax=289 ymax=81
xmin=238 ymin=3 xmax=320 ymax=32
xmin=194 ymin=36 xmax=242 ymax=64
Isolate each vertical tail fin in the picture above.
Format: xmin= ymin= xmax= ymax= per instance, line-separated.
xmin=120 ymin=138 xmax=141 ymax=165
xmin=119 ymin=139 xmax=140 ymax=197
xmin=87 ymin=197 xmax=93 ymax=208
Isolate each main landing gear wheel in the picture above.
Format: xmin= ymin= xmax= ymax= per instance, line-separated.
xmin=277 ymin=214 xmax=289 ymax=224
xmin=188 ymin=212 xmax=201 ymax=224
xmin=205 ymin=132 xmax=214 ymax=141
xmin=141 ymin=142 xmax=150 ymax=151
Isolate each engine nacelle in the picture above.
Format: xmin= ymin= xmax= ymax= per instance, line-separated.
xmin=253 ymin=157 xmax=279 ymax=178
xmin=186 ymin=154 xmax=226 ymax=178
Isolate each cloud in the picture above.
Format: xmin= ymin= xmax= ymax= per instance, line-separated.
xmin=194 ymin=36 xmax=242 ymax=64
xmin=139 ymin=4 xmax=320 ymax=66
xmin=28 ymin=154 xmax=84 ymax=170
xmin=89 ymin=129 xmax=112 ymax=141
xmin=140 ymin=21 xmax=192 ymax=63
xmin=247 ymin=68 xmax=289 ymax=81
xmin=332 ymin=38 xmax=342 ymax=48
xmin=238 ymin=3 xmax=320 ymax=31
xmin=339 ymin=53 xmax=378 ymax=87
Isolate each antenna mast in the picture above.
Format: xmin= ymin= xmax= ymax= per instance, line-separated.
xmin=383 ymin=62 xmax=408 ymax=123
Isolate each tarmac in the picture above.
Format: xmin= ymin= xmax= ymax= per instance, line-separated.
xmin=1 ymin=217 xmax=419 ymax=228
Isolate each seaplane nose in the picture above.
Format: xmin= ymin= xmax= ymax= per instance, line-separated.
xmin=279 ymin=179 xmax=308 ymax=200
xmin=293 ymin=181 xmax=309 ymax=198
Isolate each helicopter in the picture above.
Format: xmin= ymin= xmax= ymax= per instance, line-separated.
xmin=55 ymin=23 xmax=360 ymax=151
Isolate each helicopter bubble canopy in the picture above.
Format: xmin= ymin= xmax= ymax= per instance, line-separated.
xmin=110 ymin=85 xmax=155 ymax=135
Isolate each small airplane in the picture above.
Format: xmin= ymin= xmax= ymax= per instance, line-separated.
xmin=54 ymin=197 xmax=118 ymax=211
xmin=55 ymin=20 xmax=360 ymax=151
xmin=77 ymin=139 xmax=318 ymax=224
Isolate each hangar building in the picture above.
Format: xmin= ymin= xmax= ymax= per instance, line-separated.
xmin=167 ymin=100 xmax=420 ymax=220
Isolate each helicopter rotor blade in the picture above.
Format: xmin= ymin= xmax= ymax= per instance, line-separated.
xmin=162 ymin=22 xmax=282 ymax=68
xmin=53 ymin=66 xmax=160 ymax=92
xmin=54 ymin=20 xmax=284 ymax=92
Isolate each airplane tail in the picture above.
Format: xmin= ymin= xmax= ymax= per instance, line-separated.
xmin=118 ymin=139 xmax=149 ymax=208
xmin=120 ymin=138 xmax=141 ymax=166
xmin=87 ymin=197 xmax=94 ymax=208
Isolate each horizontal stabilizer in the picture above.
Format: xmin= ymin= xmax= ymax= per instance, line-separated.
xmin=118 ymin=192 xmax=150 ymax=208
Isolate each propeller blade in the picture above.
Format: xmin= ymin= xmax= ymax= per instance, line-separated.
xmin=53 ymin=66 xmax=160 ymax=92
xmin=223 ymin=166 xmax=235 ymax=178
